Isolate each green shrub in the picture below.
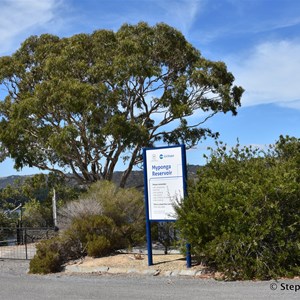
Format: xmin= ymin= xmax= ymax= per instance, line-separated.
xmin=57 ymin=198 xmax=103 ymax=229
xmin=29 ymin=237 xmax=63 ymax=274
xmin=64 ymin=214 xmax=122 ymax=257
xmin=62 ymin=180 xmax=146 ymax=248
xmin=29 ymin=215 xmax=119 ymax=274
xmin=151 ymin=222 xmax=178 ymax=254
xmin=0 ymin=212 xmax=12 ymax=227
xmin=30 ymin=181 xmax=146 ymax=274
xmin=22 ymin=199 xmax=51 ymax=227
xmin=176 ymin=137 xmax=300 ymax=280
xmin=87 ymin=181 xmax=145 ymax=246
xmin=87 ymin=235 xmax=111 ymax=257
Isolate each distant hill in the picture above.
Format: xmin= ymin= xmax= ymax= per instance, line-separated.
xmin=0 ymin=165 xmax=202 ymax=190
xmin=0 ymin=175 xmax=29 ymax=189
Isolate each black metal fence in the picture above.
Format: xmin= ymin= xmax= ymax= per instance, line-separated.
xmin=0 ymin=227 xmax=58 ymax=260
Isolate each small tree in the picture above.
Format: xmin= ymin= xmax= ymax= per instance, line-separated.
xmin=0 ymin=173 xmax=81 ymax=227
xmin=176 ymin=136 xmax=300 ymax=280
xmin=0 ymin=22 xmax=243 ymax=187
xmin=0 ymin=211 xmax=14 ymax=227
xmin=22 ymin=199 xmax=51 ymax=227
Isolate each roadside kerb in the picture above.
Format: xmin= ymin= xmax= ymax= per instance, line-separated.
xmin=64 ymin=265 xmax=199 ymax=277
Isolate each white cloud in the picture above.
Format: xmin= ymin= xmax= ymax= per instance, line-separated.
xmin=154 ymin=0 xmax=203 ymax=34
xmin=0 ymin=0 xmax=63 ymax=55
xmin=229 ymin=40 xmax=300 ymax=110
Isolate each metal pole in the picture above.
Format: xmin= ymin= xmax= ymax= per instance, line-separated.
xmin=146 ymin=219 xmax=153 ymax=266
xmin=181 ymin=145 xmax=192 ymax=268
xmin=52 ymin=188 xmax=57 ymax=227
xmin=186 ymin=243 xmax=192 ymax=268
xmin=143 ymin=148 xmax=153 ymax=266
xmin=24 ymin=228 xmax=28 ymax=260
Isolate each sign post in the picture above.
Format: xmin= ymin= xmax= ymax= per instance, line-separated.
xmin=143 ymin=145 xmax=187 ymax=266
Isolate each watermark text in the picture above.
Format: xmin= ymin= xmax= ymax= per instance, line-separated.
xmin=270 ymin=283 xmax=300 ymax=292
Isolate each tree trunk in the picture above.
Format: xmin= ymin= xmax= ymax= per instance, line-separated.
xmin=119 ymin=146 xmax=140 ymax=188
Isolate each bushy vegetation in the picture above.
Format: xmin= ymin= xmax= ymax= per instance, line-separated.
xmin=176 ymin=136 xmax=300 ymax=280
xmin=0 ymin=211 xmax=14 ymax=227
xmin=30 ymin=181 xmax=145 ymax=274
xmin=65 ymin=215 xmax=121 ymax=257
xmin=57 ymin=198 xmax=103 ymax=229
xmin=151 ymin=222 xmax=177 ymax=254
xmin=29 ymin=237 xmax=63 ymax=274
xmin=58 ymin=180 xmax=145 ymax=246
xmin=29 ymin=233 xmax=83 ymax=274
xmin=0 ymin=173 xmax=82 ymax=227
xmin=0 ymin=212 xmax=16 ymax=243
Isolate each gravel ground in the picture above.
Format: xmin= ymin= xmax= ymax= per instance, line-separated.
xmin=0 ymin=249 xmax=214 ymax=278
xmin=66 ymin=253 xmax=213 ymax=275
xmin=0 ymin=259 xmax=30 ymax=275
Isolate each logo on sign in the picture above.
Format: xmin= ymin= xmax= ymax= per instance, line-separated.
xmin=159 ymin=153 xmax=175 ymax=160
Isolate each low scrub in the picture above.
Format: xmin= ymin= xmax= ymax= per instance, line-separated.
xmin=30 ymin=181 xmax=145 ymax=274
xmin=64 ymin=214 xmax=122 ymax=257
xmin=29 ymin=237 xmax=63 ymax=274
xmin=176 ymin=137 xmax=300 ymax=280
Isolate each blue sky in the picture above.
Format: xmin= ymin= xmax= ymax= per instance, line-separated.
xmin=0 ymin=0 xmax=299 ymax=177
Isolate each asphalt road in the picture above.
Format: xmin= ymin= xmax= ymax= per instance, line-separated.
xmin=0 ymin=260 xmax=299 ymax=300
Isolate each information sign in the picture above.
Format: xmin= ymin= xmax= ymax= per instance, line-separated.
xmin=143 ymin=145 xmax=187 ymax=221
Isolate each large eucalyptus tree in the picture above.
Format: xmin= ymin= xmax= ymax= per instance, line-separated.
xmin=0 ymin=22 xmax=243 ymax=186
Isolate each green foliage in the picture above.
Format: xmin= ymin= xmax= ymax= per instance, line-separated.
xmin=29 ymin=233 xmax=82 ymax=274
xmin=0 ymin=173 xmax=82 ymax=227
xmin=57 ymin=198 xmax=103 ymax=229
xmin=176 ymin=136 xmax=300 ymax=280
xmin=154 ymin=222 xmax=177 ymax=254
xmin=30 ymin=214 xmax=123 ymax=274
xmin=0 ymin=206 xmax=19 ymax=227
xmin=22 ymin=199 xmax=51 ymax=227
xmin=64 ymin=214 xmax=121 ymax=257
xmin=0 ymin=212 xmax=16 ymax=243
xmin=80 ymin=180 xmax=145 ymax=246
xmin=0 ymin=212 xmax=11 ymax=227
xmin=29 ymin=237 xmax=63 ymax=274
xmin=86 ymin=236 xmax=111 ymax=258
xmin=0 ymin=181 xmax=27 ymax=209
xmin=30 ymin=181 xmax=145 ymax=274
xmin=0 ymin=22 xmax=243 ymax=187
